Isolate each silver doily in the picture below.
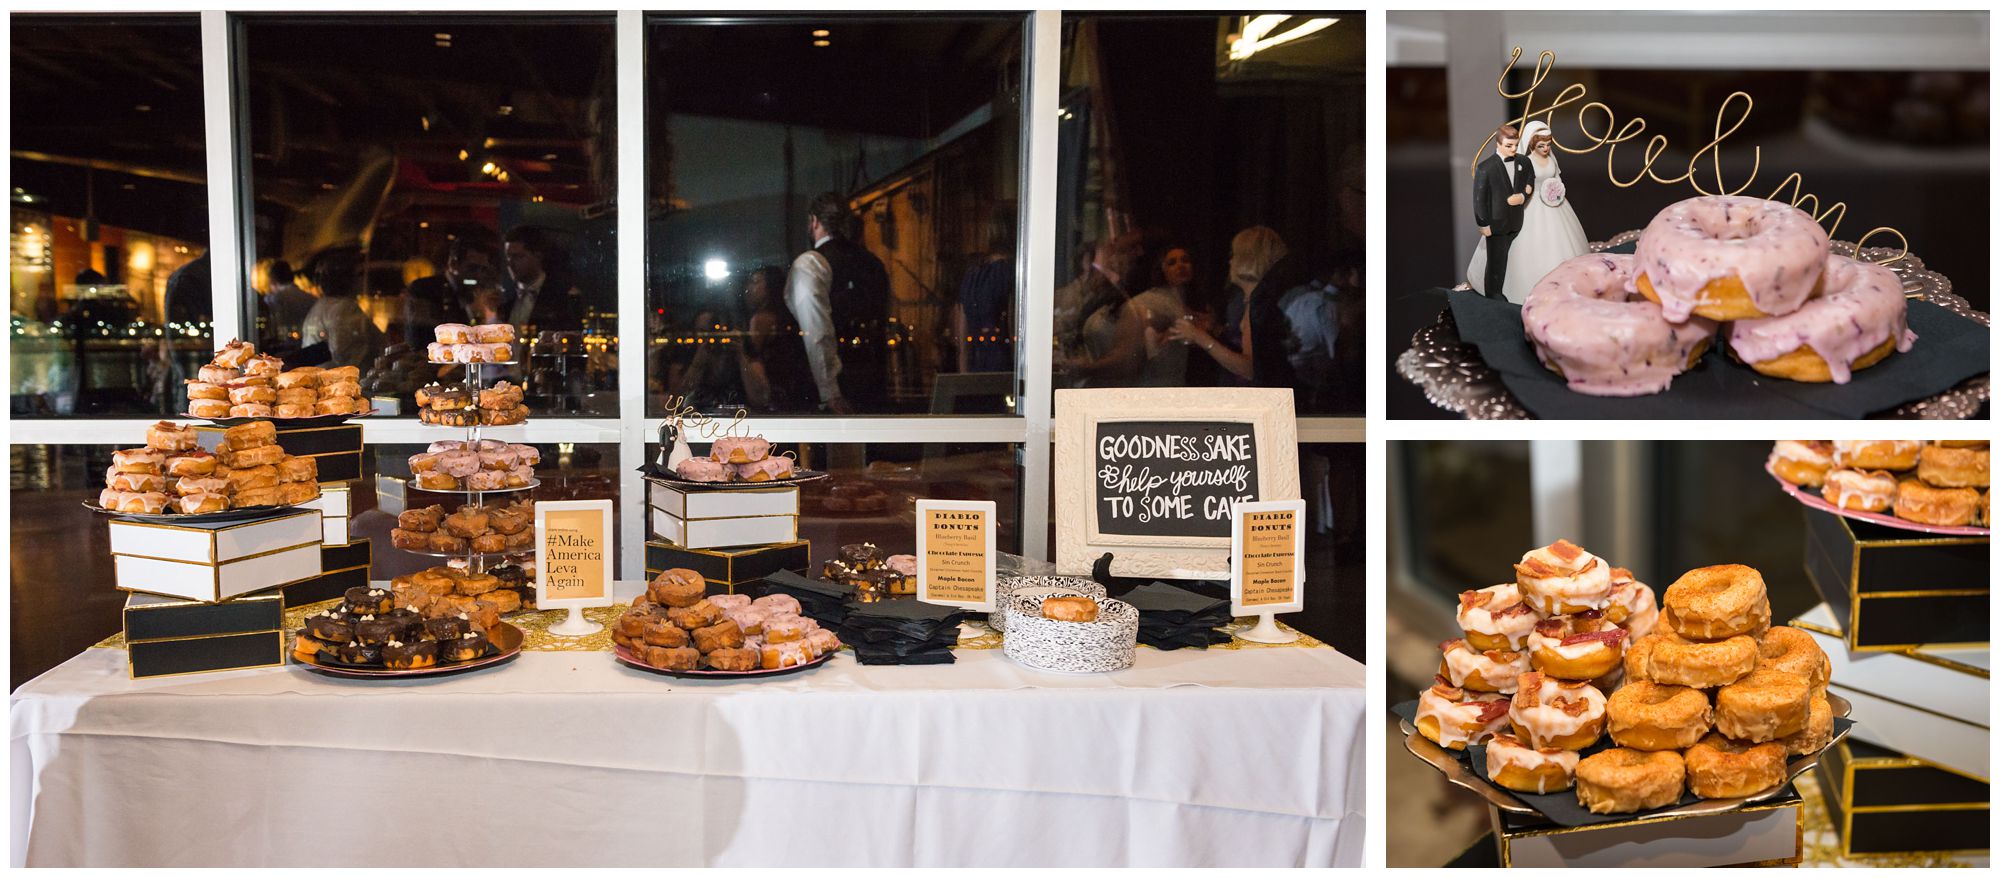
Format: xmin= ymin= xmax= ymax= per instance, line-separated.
xmin=1395 ymin=233 xmax=1989 ymax=419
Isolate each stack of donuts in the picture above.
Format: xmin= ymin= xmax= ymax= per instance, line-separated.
xmin=672 ymin=434 xmax=798 ymax=483
xmin=415 ymin=380 xmax=529 ymax=427
xmin=1770 ymin=440 xmax=1988 ymax=527
xmin=1523 ymin=194 xmax=1914 ymax=396
xmin=386 ymin=565 xmax=524 ymax=633
xmin=612 ymin=568 xmax=841 ymax=672
xmin=426 ymin=323 xmax=517 ymax=364
xmin=1415 ymin=540 xmax=1835 ymax=816
xmin=293 ymin=583 xmax=501 ymax=670
xmin=390 ymin=499 xmax=535 ymax=554
xmin=99 ymin=420 xmax=320 ymax=514
xmin=407 ymin=440 xmax=541 ymax=491
xmin=185 ymin=339 xmax=365 ymax=418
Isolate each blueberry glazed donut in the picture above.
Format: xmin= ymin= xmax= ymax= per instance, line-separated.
xmin=1508 ymin=672 xmax=1607 ymax=751
xmin=1726 ymin=253 xmax=1914 ymax=383
xmin=1455 ymin=583 xmax=1542 ymax=651
xmin=1439 ymin=638 xmax=1532 ymax=694
xmin=1514 ymin=539 xmax=1614 ymax=615
xmin=1520 ymin=253 xmax=1718 ymax=396
xmin=1485 ymin=732 xmax=1580 ymax=795
xmin=1633 ymin=194 xmax=1831 ymax=322
xmin=1414 ymin=676 xmax=1513 ymax=750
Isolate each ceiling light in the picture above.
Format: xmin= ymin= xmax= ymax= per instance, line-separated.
xmin=435 ymin=40 xmax=450 ymax=48
xmin=542 ymin=153 xmax=558 ymax=161
xmin=811 ymin=29 xmax=830 ymax=37
xmin=812 ymin=39 xmax=830 ymax=47
xmin=420 ymin=115 xmax=430 ymax=131
xmin=433 ymin=32 xmax=451 ymax=40
xmin=1228 ymin=15 xmax=1336 ymax=61
xmin=703 ymin=259 xmax=730 ymax=281
xmin=497 ymin=105 xmax=514 ymax=116
xmin=458 ymin=149 xmax=469 ymax=161
xmin=134 ymin=104 xmax=151 ymax=112
xmin=481 ymin=162 xmax=497 ymax=174
xmin=419 ymin=221 xmax=430 ymax=228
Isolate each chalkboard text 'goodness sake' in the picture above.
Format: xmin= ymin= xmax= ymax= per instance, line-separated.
xmin=1094 ymin=420 xmax=1260 ymax=539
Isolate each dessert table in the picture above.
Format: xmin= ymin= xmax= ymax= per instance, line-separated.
xmin=12 ymin=581 xmax=1366 ymax=867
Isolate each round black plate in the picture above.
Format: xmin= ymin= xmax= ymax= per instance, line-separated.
xmin=83 ymin=500 xmax=304 ymax=525
xmin=292 ymin=623 xmax=523 ymax=679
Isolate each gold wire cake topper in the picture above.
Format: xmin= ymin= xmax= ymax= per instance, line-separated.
xmin=1471 ymin=47 xmax=1908 ymax=264
xmin=661 ymin=397 xmax=750 ymax=440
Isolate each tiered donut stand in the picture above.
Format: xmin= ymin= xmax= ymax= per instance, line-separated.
xmin=405 ymin=360 xmax=539 ymax=575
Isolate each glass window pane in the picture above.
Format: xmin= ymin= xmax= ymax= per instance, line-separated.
xmin=645 ymin=15 xmax=1026 ymax=417
xmin=10 ymin=14 xmax=212 ymax=418
xmin=239 ymin=15 xmax=618 ymax=417
xmin=1053 ymin=14 xmax=1365 ymax=415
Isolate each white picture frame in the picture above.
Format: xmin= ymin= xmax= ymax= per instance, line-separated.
xmin=534 ymin=499 xmax=616 ymax=612
xmin=1054 ymin=387 xmax=1300 ymax=580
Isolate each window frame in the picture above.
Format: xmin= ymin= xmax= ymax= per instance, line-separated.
xmin=11 ymin=10 xmax=1363 ymax=579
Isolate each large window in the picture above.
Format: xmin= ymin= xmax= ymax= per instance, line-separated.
xmin=1053 ymin=14 xmax=1364 ymax=415
xmin=238 ymin=15 xmax=618 ymax=416
xmin=10 ymin=15 xmax=211 ymax=418
xmin=644 ymin=15 xmax=1025 ymax=417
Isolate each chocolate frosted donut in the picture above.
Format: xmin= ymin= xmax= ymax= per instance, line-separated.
xmin=382 ymin=639 xmax=439 ymax=670
xmin=445 ymin=630 xmax=491 ymax=662
xmin=1634 ymin=194 xmax=1830 ymax=322
xmin=304 ymin=611 xmax=354 ymax=644
xmin=345 ymin=586 xmax=395 ymax=616
xmin=1727 ymin=254 xmax=1914 ymax=384
xmin=1522 ymin=254 xmax=1718 ymax=397
xmin=424 ymin=615 xmax=470 ymax=642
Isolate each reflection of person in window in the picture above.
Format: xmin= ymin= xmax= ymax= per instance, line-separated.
xmin=784 ymin=192 xmax=890 ymax=414
xmin=1053 ymin=232 xmax=1144 ymax=387
xmin=406 ymin=234 xmax=505 ymax=341
xmin=159 ymin=254 xmax=211 ymax=413
xmin=1168 ymin=226 xmax=1287 ymax=385
xmin=299 ymin=247 xmax=378 ymax=369
xmin=666 ymin=307 xmax=744 ymax=411
xmin=953 ymin=207 xmax=1014 ymax=373
xmin=738 ymin=266 xmax=813 ymax=412
xmin=503 ymin=225 xmax=580 ymax=335
xmin=258 ymin=259 xmax=314 ymax=346
xmin=1130 ymin=244 xmax=1195 ymax=386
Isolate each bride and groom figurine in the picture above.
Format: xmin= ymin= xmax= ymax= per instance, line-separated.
xmin=1466 ymin=120 xmax=1591 ymax=303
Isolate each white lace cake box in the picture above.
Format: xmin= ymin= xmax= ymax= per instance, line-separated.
xmin=1491 ymin=794 xmax=1802 ymax=867
xmin=1794 ymin=603 xmax=1988 ymax=722
xmin=110 ymin=510 xmax=324 ymax=602
xmin=650 ymin=507 xmax=797 ymax=549
xmin=648 ymin=482 xmax=798 ymax=519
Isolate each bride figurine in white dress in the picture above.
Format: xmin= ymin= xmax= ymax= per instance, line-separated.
xmin=1465 ymin=120 xmax=1591 ymax=303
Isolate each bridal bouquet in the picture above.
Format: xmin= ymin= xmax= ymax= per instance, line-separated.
xmin=1540 ymin=178 xmax=1566 ymax=207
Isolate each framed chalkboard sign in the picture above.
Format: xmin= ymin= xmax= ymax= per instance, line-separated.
xmin=1054 ymin=387 xmax=1300 ymax=580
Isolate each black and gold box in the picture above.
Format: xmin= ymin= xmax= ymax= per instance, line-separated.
xmin=1488 ymin=792 xmax=1803 ymax=867
xmin=194 ymin=422 xmax=364 ymax=484
xmin=1814 ymin=738 xmax=1989 ymax=858
xmin=282 ymin=538 xmax=373 ymax=607
xmin=124 ymin=591 xmax=286 ymax=678
xmin=644 ymin=539 xmax=809 ymax=596
xmin=1802 ymin=506 xmax=1988 ymax=651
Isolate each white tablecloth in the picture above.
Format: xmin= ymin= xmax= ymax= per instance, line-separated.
xmin=12 ymin=587 xmax=1365 ymax=867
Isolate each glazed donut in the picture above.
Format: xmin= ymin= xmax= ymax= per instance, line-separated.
xmin=1779 ymin=694 xmax=1835 ymax=756
xmin=273 ymin=370 xmax=319 ymax=391
xmin=1514 ymin=539 xmax=1613 ymax=615
xmin=1726 ymin=254 xmax=1913 ymax=383
xmin=472 ymin=323 xmax=517 ymax=344
xmin=189 ymin=399 xmax=233 ymax=418
xmin=648 ymin=568 xmax=708 ymax=608
xmin=1822 ymin=468 xmax=1897 ymax=513
xmin=319 ymin=380 xmax=363 ymax=400
xmin=176 ymin=492 xmax=229 ymax=514
xmin=226 ymin=465 xmax=280 ymax=491
xmin=1683 ymin=733 xmax=1787 ymax=799
xmin=198 ymin=364 xmax=242 ymax=385
xmin=1439 ymin=638 xmax=1533 ymax=694
xmin=223 ymin=420 xmax=276 ymax=449
xmin=435 ymin=323 xmax=475 ymax=344
xmin=1575 ymin=748 xmax=1686 ymax=814
xmin=106 ymin=471 xmax=166 ymax=493
xmin=1644 ymin=630 xmax=1758 ymax=689
xmin=211 ymin=338 xmax=256 ymax=368
xmin=1485 ymin=732 xmax=1580 ymax=794
xmin=274 ymin=404 xmax=312 ymax=419
xmin=1508 ymin=672 xmax=1607 ymax=751
xmin=1894 ymin=478 xmax=1979 ymax=527
xmin=1455 ymin=583 xmax=1543 ymax=651
xmin=1714 ymin=669 xmax=1810 ymax=742
xmin=1662 ymin=564 xmax=1768 ymax=641
xmin=1607 ymin=681 xmax=1712 ymax=751
xmin=111 ymin=448 xmax=163 ymax=474
xmin=1415 ymin=677 xmax=1513 ymax=750
xmin=146 ymin=421 xmax=198 ymax=452
xmin=710 ymin=435 xmax=773 ymax=464
xmin=219 ymin=443 xmax=285 ymax=468
xmin=165 ymin=452 xmax=217 ymax=478
xmin=228 ymin=404 xmax=275 ymax=419
xmin=1520 ymin=253 xmax=1717 ymax=396
xmin=1982 ymin=490 xmax=1991 ymax=527
xmin=1602 ymin=568 xmax=1659 ymax=639
xmin=118 ymin=491 xmax=171 ymax=514
xmin=1833 ymin=440 xmax=1921 ymax=471
xmin=184 ymin=381 xmax=228 ymax=401
xmin=1767 ymin=440 xmax=1835 ymax=489
xmin=1633 ymin=194 xmax=1830 ymax=322
xmin=1755 ymin=626 xmax=1829 ymax=694
xmin=1527 ymin=611 xmax=1627 ymax=681
xmin=174 ymin=476 xmax=229 ymax=497
xmin=1918 ymin=443 xmax=1989 ymax=489
xmin=241 ymin=354 xmax=284 ymax=378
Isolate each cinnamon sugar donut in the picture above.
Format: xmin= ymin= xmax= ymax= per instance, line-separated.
xmin=1726 ymin=253 xmax=1913 ymax=383
xmin=1895 ymin=479 xmax=1979 ymax=527
xmin=1833 ymin=440 xmax=1921 ymax=471
xmin=1767 ymin=440 xmax=1835 ymax=489
xmin=1919 ymin=443 xmax=1990 ymax=489
xmin=1602 ymin=568 xmax=1659 ymax=639
xmin=1455 ymin=583 xmax=1542 ymax=651
xmin=1527 ymin=611 xmax=1628 ymax=681
xmin=1683 ymin=733 xmax=1787 ymax=799
xmin=1633 ymin=194 xmax=1830 ymax=322
xmin=1822 ymin=468 xmax=1898 ymax=513
xmin=1575 ymin=748 xmax=1686 ymax=814
xmin=1414 ymin=677 xmax=1513 ymax=750
xmin=1622 ymin=632 xmax=1665 ymax=683
xmin=1662 ymin=564 xmax=1768 ymax=641
xmin=1439 ymin=638 xmax=1533 ymax=694
xmin=1485 ymin=732 xmax=1580 ymax=794
xmin=1607 ymin=681 xmax=1713 ymax=751
xmin=1755 ymin=627 xmax=1829 ymax=694
xmin=1520 ymin=253 xmax=1717 ymax=396
xmin=1513 ymin=539 xmax=1613 ymax=615
xmin=1715 ymin=668 xmax=1811 ymax=742
xmin=1778 ymin=694 xmax=1835 ymax=756
xmin=1508 ymin=672 xmax=1607 ymax=751
xmin=1645 ymin=630 xmax=1758 ymax=689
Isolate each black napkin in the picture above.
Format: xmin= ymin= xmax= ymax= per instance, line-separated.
xmin=1446 ymin=287 xmax=1989 ymax=419
xmin=1139 ymin=627 xmax=1234 ymax=650
xmin=764 ymin=571 xmax=853 ymax=627
xmin=849 ymin=644 xmax=957 ymax=665
xmin=1120 ymin=581 xmax=1234 ymax=649
xmin=1391 ymin=699 xmax=1853 ymax=828
xmin=832 ymin=598 xmax=971 ymax=665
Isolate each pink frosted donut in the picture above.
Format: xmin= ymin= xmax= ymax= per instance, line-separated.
xmin=674 ymin=457 xmax=732 ymax=482
xmin=510 ymin=444 xmax=541 ymax=466
xmin=1521 ymin=254 xmax=1717 ymax=396
xmin=733 ymin=456 xmax=794 ymax=482
xmin=751 ymin=593 xmax=801 ymax=616
xmin=427 ymin=440 xmax=468 ymax=454
xmin=884 ymin=554 xmax=918 ymax=576
xmin=710 ymin=436 xmax=772 ymax=464
xmin=436 ymin=450 xmax=482 ymax=478
xmin=1725 ymin=253 xmax=1914 ymax=384
xmin=708 ymin=594 xmax=753 ymax=611
xmin=1633 ymin=195 xmax=1830 ymax=322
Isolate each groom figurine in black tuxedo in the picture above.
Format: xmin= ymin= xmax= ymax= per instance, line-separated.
xmin=1473 ymin=123 xmax=1535 ymax=300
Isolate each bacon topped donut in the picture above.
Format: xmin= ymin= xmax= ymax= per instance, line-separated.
xmin=1602 ymin=568 xmax=1659 ymax=639
xmin=1514 ymin=539 xmax=1614 ymax=615
xmin=1528 ymin=611 xmax=1628 ymax=681
xmin=1456 ymin=583 xmax=1543 ymax=650
xmin=1415 ymin=676 xmax=1513 ymax=751
xmin=1508 ymin=671 xmax=1607 ymax=751
xmin=1438 ymin=637 xmax=1532 ymax=694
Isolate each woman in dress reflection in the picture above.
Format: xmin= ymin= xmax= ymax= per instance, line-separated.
xmin=1167 ymin=226 xmax=1287 ymax=385
xmin=1130 ymin=244 xmax=1195 ymax=386
xmin=737 ymin=266 xmax=814 ymax=412
xmin=299 ymin=246 xmax=379 ymax=369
